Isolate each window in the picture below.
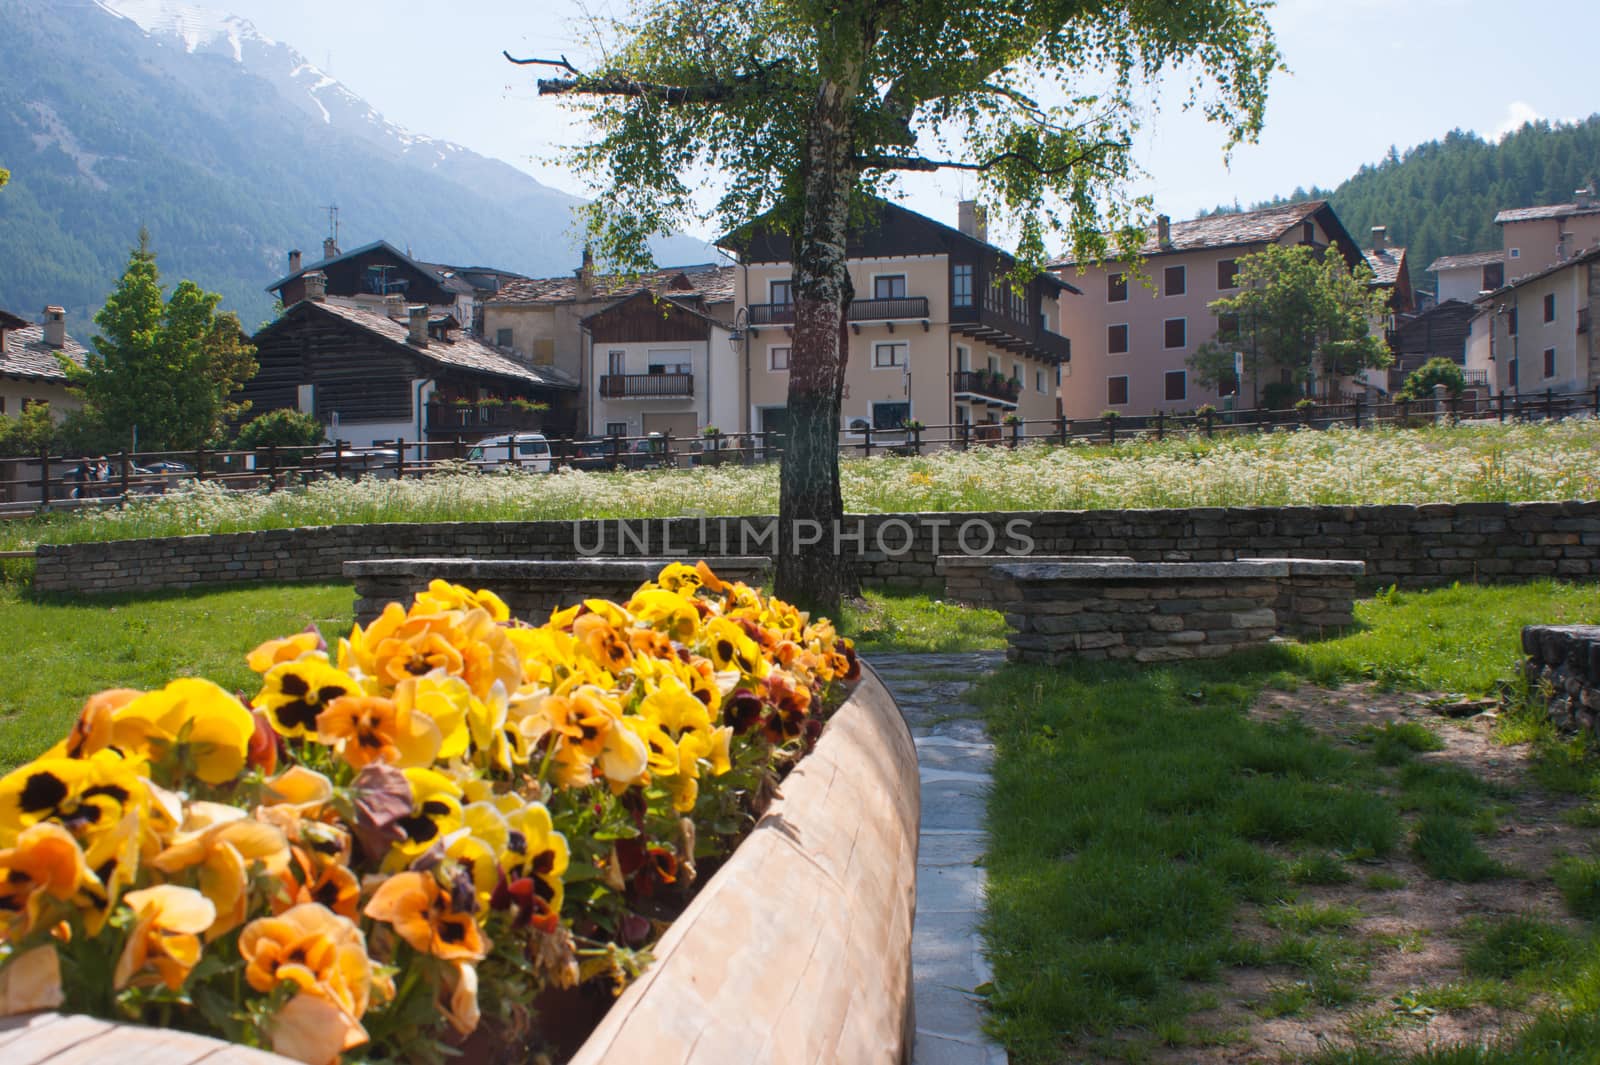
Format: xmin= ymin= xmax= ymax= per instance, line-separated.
xmin=873 ymin=342 xmax=907 ymax=368
xmin=1302 ymin=221 xmax=1316 ymax=244
xmin=1217 ymin=313 xmax=1241 ymax=343
xmin=1164 ymin=265 xmax=1186 ymax=296
xmin=606 ymin=421 xmax=628 ymax=437
xmin=955 ymin=344 xmax=971 ymax=371
xmin=1164 ymin=370 xmax=1187 ymax=402
xmin=1107 ymin=272 xmax=1128 ymax=302
xmin=1509 ymin=357 xmax=1519 ymax=387
xmin=955 ymin=405 xmax=970 ymax=426
xmin=1544 ymin=348 xmax=1557 ymax=379
xmin=769 ymin=280 xmax=793 ymax=305
xmin=1108 ymin=323 xmax=1129 ymax=354
xmin=607 ymin=350 xmax=626 ymax=375
xmin=987 ymin=354 xmax=1000 ymax=373
xmin=1483 ymin=263 xmax=1504 ymax=289
xmin=1036 ymin=369 xmax=1047 ymax=393
xmin=873 ymin=274 xmax=906 ymax=299
xmin=495 ymin=327 xmax=513 ymax=347
xmin=1508 ymin=308 xmax=1518 ymax=336
xmin=1107 ymin=375 xmax=1129 ymax=405
xmin=1544 ymin=293 xmax=1556 ymax=323
xmin=1164 ymin=318 xmax=1187 ymax=349
xmin=1012 ymin=362 xmax=1023 ymax=384
xmin=1509 ymin=248 xmax=1521 ymax=260
xmin=769 ymin=345 xmax=790 ymax=371
xmin=872 ymin=401 xmax=911 ymax=430
xmin=952 ymin=264 xmax=974 ymax=308
xmin=1217 ymin=259 xmax=1239 ymax=289
xmin=532 ymin=338 xmax=555 ymax=365
xmin=1055 ymin=365 xmax=1062 ymax=387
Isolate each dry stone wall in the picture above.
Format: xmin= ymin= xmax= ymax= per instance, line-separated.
xmin=1523 ymin=625 xmax=1600 ymax=738
xmin=29 ymin=499 xmax=1600 ymax=598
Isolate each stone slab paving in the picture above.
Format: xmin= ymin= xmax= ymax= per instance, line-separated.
xmin=868 ymin=652 xmax=1007 ymax=1065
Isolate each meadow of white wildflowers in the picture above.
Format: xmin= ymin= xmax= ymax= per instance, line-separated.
xmin=8 ymin=421 xmax=1598 ymax=551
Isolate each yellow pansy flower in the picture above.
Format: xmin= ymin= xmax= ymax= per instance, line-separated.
xmin=412 ymin=580 xmax=510 ymax=623
xmin=0 ymin=822 xmax=86 ymax=939
xmin=256 ymin=660 xmax=363 ymax=740
xmin=112 ymin=884 xmax=215 ymax=991
xmin=111 ymin=678 xmax=256 ymax=785
xmin=246 ymin=632 xmax=326 ymax=674
xmin=153 ymin=801 xmax=291 ymax=940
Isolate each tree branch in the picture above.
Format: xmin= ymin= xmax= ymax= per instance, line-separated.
xmin=505 ymin=50 xmax=780 ymax=104
xmin=855 ymin=141 xmax=1127 ymax=176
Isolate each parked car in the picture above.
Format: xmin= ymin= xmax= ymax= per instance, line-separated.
xmin=309 ymin=447 xmax=400 ymax=480
xmin=466 ymin=433 xmax=553 ymax=473
xmin=566 ymin=439 xmax=625 ymax=471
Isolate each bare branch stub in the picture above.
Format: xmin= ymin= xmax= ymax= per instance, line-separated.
xmin=502 ymin=51 xmax=580 ymax=75
xmin=854 ymin=141 xmax=1127 ymax=176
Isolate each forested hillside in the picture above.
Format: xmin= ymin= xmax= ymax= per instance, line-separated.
xmin=1210 ymin=117 xmax=1600 ymax=295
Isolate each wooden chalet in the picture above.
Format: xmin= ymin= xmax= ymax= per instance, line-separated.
xmin=243 ymin=296 xmax=578 ymax=447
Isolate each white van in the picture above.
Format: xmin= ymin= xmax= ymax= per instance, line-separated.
xmin=466 ymin=433 xmax=553 ymax=473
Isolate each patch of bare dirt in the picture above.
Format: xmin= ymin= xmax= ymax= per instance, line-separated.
xmin=1146 ymin=682 xmax=1594 ymax=1065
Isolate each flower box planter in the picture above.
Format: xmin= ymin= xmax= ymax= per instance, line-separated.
xmin=4 ymin=666 xmax=918 ymax=1065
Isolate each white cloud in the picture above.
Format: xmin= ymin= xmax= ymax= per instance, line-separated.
xmin=1492 ymin=100 xmax=1543 ymax=140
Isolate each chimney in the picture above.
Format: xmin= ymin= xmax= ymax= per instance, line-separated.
xmin=1157 ymin=214 xmax=1172 ymax=249
xmin=322 ymin=236 xmax=340 ymax=261
xmin=957 ymin=200 xmax=989 ymax=244
xmin=407 ymin=305 xmax=428 ymax=347
xmin=42 ymin=306 xmax=66 ymax=349
xmin=302 ymin=270 xmax=327 ymax=302
xmin=1371 ymin=225 xmax=1387 ymax=251
xmin=384 ymin=293 xmax=407 ymax=319
xmin=1576 ymin=186 xmax=1596 ymax=210
xmin=574 ymin=245 xmax=596 ymax=302
xmin=288 ymin=249 xmax=302 ymax=274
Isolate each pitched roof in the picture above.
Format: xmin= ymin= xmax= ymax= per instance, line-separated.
xmin=580 ymin=289 xmax=733 ymax=330
xmin=1363 ymin=245 xmax=1407 ymax=287
xmin=1427 ymin=249 xmax=1504 ymax=273
xmin=1474 ymin=245 xmax=1600 ymax=303
xmin=267 ymin=240 xmax=479 ymax=297
xmin=0 ymin=323 xmax=89 ymax=383
xmin=1494 ymin=202 xmax=1600 ymax=225
xmin=487 ymin=263 xmax=737 ymax=306
xmin=1051 ymin=200 xmax=1361 ymax=268
xmin=273 ymin=300 xmax=578 ymax=389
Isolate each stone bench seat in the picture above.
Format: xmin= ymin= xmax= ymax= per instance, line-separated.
xmin=990 ymin=558 xmax=1364 ymax=664
xmin=345 ymin=556 xmax=772 ymax=624
xmin=938 ymin=554 xmax=1133 ymax=607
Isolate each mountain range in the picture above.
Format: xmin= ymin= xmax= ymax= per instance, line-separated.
xmin=0 ymin=0 xmax=711 ymax=330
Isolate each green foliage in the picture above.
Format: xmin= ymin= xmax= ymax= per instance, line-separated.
xmin=1410 ymin=814 xmax=1507 ymax=882
xmin=1400 ymin=357 xmax=1467 ymax=400
xmin=838 ymin=591 xmax=1006 ymax=654
xmin=1189 ymin=243 xmax=1392 ymax=398
xmin=1553 ymin=857 xmax=1600 ymax=920
xmin=1213 ymin=116 xmax=1600 ymax=298
xmin=0 ymin=402 xmax=60 ymax=457
xmin=70 ymin=231 xmax=258 ymax=452
xmin=1357 ymin=720 xmax=1446 ymax=765
xmin=1461 ymin=917 xmax=1581 ymax=979
xmin=233 ymin=408 xmax=326 ymax=450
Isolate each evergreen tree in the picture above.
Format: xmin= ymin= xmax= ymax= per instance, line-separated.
xmin=69 ymin=230 xmax=257 ymax=452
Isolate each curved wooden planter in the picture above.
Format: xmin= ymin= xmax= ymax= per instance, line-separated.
xmin=3 ymin=665 xmax=921 ymax=1065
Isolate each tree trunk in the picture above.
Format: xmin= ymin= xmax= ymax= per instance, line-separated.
xmin=774 ymin=42 xmax=869 ymax=617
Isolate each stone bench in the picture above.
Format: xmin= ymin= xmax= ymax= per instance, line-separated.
xmin=345 ymin=557 xmax=773 ymax=624
xmin=1522 ymin=624 xmax=1600 ymax=737
xmin=992 ymin=558 xmax=1364 ymax=665
xmin=938 ymin=554 xmax=1134 ymax=607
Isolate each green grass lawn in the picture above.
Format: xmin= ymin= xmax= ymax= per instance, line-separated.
xmin=0 ymin=582 xmax=354 ymax=770
xmin=839 ymin=590 xmax=1008 ymax=654
xmin=978 ymin=580 xmax=1600 ymax=1063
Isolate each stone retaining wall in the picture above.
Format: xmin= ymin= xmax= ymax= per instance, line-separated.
xmin=1522 ymin=625 xmax=1600 ymax=738
xmin=938 ymin=554 xmax=1133 ymax=607
xmin=346 ymin=557 xmax=773 ymax=623
xmin=30 ymin=499 xmax=1600 ymax=598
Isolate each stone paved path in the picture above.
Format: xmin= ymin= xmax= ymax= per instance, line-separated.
xmin=868 ymin=652 xmax=1007 ymax=1065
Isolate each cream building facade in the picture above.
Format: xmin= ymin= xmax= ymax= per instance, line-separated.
xmin=0 ymin=307 xmax=87 ymax=420
xmin=1466 ymin=247 xmax=1600 ymax=396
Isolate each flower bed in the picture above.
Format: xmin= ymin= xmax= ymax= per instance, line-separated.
xmin=0 ymin=562 xmax=861 ymax=1063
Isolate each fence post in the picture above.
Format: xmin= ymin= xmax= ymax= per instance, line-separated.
xmin=455 ymin=434 xmax=464 ymax=461
xmin=1056 ymin=416 xmax=1067 ymax=445
xmin=1398 ymin=396 xmax=1410 ymax=427
xmin=910 ymin=425 xmax=922 ymax=456
xmin=662 ymin=429 xmax=674 ymax=468
xmin=1594 ymin=385 xmax=1600 ymax=418
xmin=505 ymin=436 xmax=516 ymax=469
xmin=118 ymin=450 xmax=130 ymax=498
xmin=1155 ymin=410 xmax=1164 ymax=441
xmin=610 ymin=432 xmax=623 ymax=469
xmin=1449 ymin=391 xmax=1460 ymax=425
xmin=393 ymin=438 xmax=406 ymax=480
xmin=1497 ymin=392 xmax=1507 ymax=423
xmin=959 ymin=421 xmax=970 ymax=451
xmin=1008 ymin=419 xmax=1021 ymax=449
xmin=1107 ymin=416 xmax=1117 ymax=445
xmin=1352 ymin=395 xmax=1362 ymax=430
xmin=1546 ymin=388 xmax=1554 ymax=421
xmin=862 ymin=424 xmax=872 ymax=459
xmin=195 ymin=445 xmax=207 ymax=482
xmin=38 ymin=449 xmax=50 ymax=507
xmin=761 ymin=429 xmax=772 ymax=462
xmin=266 ymin=444 xmax=278 ymax=491
xmin=334 ymin=440 xmax=345 ymax=480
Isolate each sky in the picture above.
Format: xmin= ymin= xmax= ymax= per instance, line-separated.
xmin=222 ymin=0 xmax=1594 ymax=245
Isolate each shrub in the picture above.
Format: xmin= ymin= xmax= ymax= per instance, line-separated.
xmin=1400 ymin=357 xmax=1467 ymax=401
xmin=233 ymin=408 xmax=326 ymax=451
xmin=1261 ymin=380 xmax=1302 ymax=409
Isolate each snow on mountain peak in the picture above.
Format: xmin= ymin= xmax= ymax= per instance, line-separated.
xmin=97 ymin=0 xmax=265 ymax=63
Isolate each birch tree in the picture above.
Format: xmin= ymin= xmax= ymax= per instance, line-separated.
xmin=512 ymin=0 xmax=1280 ymax=611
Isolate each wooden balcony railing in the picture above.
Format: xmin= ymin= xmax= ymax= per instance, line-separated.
xmin=600 ymin=373 xmax=695 ymax=398
xmin=952 ymin=369 xmax=1021 ymax=403
xmin=425 ymin=402 xmax=546 ymax=434
xmin=747 ymin=296 xmax=930 ymax=325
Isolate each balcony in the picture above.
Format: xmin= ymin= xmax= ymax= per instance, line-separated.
xmin=1463 ymin=369 xmax=1490 ymax=387
xmin=426 ymin=401 xmax=547 ymax=435
xmin=952 ymin=369 xmax=1021 ymax=406
xmin=600 ymin=373 xmax=695 ymax=399
xmin=747 ymin=296 xmax=930 ymax=326
xmin=949 ymin=272 xmax=1073 ymax=363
